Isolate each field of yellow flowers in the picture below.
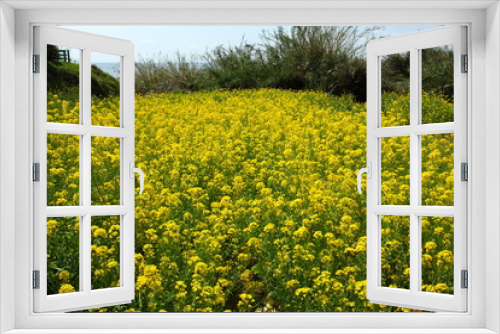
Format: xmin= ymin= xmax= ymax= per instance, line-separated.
xmin=46 ymin=89 xmax=454 ymax=312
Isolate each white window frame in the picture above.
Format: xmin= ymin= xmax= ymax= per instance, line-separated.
xmin=365 ymin=26 xmax=468 ymax=312
xmin=33 ymin=25 xmax=136 ymax=313
xmin=1 ymin=1 xmax=499 ymax=333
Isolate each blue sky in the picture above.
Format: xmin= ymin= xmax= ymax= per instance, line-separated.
xmin=62 ymin=26 xmax=438 ymax=63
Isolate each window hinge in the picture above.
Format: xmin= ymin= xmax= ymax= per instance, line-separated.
xmin=461 ymin=162 xmax=468 ymax=181
xmin=461 ymin=54 xmax=468 ymax=73
xmin=33 ymin=163 xmax=40 ymax=182
xmin=461 ymin=270 xmax=468 ymax=289
xmin=33 ymin=54 xmax=40 ymax=73
xmin=33 ymin=270 xmax=40 ymax=289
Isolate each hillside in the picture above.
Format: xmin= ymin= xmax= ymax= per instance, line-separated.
xmin=47 ymin=61 xmax=120 ymax=99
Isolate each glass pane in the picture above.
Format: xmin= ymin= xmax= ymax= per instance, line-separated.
xmin=47 ymin=217 xmax=80 ymax=295
xmin=47 ymin=134 xmax=80 ymax=206
xmin=91 ymin=52 xmax=121 ymax=127
xmin=381 ymin=52 xmax=410 ymax=127
xmin=91 ymin=137 xmax=120 ymax=205
xmin=91 ymin=216 xmax=121 ymax=290
xmin=381 ymin=136 xmax=410 ymax=205
xmin=421 ymin=133 xmax=454 ymax=206
xmin=47 ymin=45 xmax=80 ymax=124
xmin=421 ymin=216 xmax=454 ymax=294
xmin=381 ymin=215 xmax=410 ymax=290
xmin=421 ymin=45 xmax=454 ymax=124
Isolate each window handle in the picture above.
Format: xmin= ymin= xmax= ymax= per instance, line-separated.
xmin=357 ymin=162 xmax=371 ymax=194
xmin=129 ymin=162 xmax=145 ymax=195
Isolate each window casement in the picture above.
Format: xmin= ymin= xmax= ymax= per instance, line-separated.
xmin=33 ymin=26 xmax=140 ymax=312
xmin=362 ymin=25 xmax=468 ymax=312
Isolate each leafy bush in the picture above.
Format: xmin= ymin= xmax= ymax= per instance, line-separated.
xmin=381 ymin=46 xmax=454 ymax=102
xmin=135 ymin=53 xmax=211 ymax=95
xmin=204 ymin=26 xmax=375 ymax=101
xmin=204 ymin=43 xmax=269 ymax=89
xmin=134 ymin=26 xmax=377 ymax=100
xmin=260 ymin=26 xmax=374 ymax=100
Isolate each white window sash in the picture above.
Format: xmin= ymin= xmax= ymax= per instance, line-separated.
xmin=366 ymin=26 xmax=467 ymax=312
xmin=32 ymin=25 xmax=136 ymax=313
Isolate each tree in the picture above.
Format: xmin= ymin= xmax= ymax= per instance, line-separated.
xmin=47 ymin=44 xmax=60 ymax=63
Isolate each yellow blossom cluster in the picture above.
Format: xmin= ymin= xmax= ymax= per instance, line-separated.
xmin=45 ymin=89 xmax=454 ymax=312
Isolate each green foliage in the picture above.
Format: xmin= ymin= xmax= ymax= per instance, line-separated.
xmin=134 ymin=27 xmax=455 ymax=102
xmin=381 ymin=52 xmax=410 ymax=94
xmin=47 ymin=61 xmax=80 ymax=98
xmin=260 ymin=26 xmax=374 ymax=100
xmin=135 ymin=53 xmax=212 ymax=95
xmin=47 ymin=44 xmax=119 ymax=99
xmin=381 ymin=46 xmax=454 ymax=101
xmin=204 ymin=43 xmax=269 ymax=89
xmin=48 ymin=61 xmax=119 ymax=99
xmin=90 ymin=65 xmax=120 ymax=98
xmin=135 ymin=26 xmax=376 ymax=100
xmin=203 ymin=26 xmax=375 ymax=101
xmin=47 ymin=217 xmax=80 ymax=295
xmin=47 ymin=45 xmax=61 ymax=63
xmin=422 ymin=46 xmax=454 ymax=102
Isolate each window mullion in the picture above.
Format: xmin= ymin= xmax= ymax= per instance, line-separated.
xmin=78 ymin=48 xmax=84 ymax=292
xmin=82 ymin=47 xmax=92 ymax=294
xmin=409 ymin=47 xmax=420 ymax=294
